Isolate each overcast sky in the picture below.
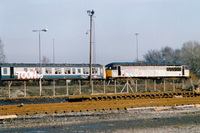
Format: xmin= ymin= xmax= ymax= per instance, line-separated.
xmin=1 ymin=0 xmax=200 ymax=65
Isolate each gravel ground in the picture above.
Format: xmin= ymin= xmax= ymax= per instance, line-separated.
xmin=1 ymin=106 xmax=200 ymax=132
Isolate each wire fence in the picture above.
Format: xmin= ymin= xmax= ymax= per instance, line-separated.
xmin=0 ymin=78 xmax=194 ymax=98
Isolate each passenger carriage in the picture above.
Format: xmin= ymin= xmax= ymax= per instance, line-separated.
xmin=105 ymin=62 xmax=189 ymax=79
xmin=0 ymin=63 xmax=106 ymax=80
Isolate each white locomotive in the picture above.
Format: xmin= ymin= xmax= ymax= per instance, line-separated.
xmin=106 ymin=62 xmax=189 ymax=79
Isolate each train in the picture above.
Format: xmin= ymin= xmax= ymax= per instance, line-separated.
xmin=105 ymin=62 xmax=190 ymax=79
xmin=0 ymin=62 xmax=189 ymax=81
xmin=0 ymin=63 xmax=106 ymax=80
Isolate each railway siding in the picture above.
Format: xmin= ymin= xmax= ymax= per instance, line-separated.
xmin=1 ymin=96 xmax=200 ymax=116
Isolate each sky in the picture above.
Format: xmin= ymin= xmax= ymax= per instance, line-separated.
xmin=1 ymin=0 xmax=200 ymax=65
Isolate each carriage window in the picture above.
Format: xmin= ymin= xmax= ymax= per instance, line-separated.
xmin=65 ymin=68 xmax=71 ymax=74
xmin=77 ymin=68 xmax=81 ymax=74
xmin=83 ymin=68 xmax=89 ymax=74
xmin=36 ymin=68 xmax=40 ymax=74
xmin=92 ymin=68 xmax=98 ymax=74
xmin=24 ymin=68 xmax=28 ymax=72
xmin=45 ymin=68 xmax=52 ymax=74
xmin=55 ymin=68 xmax=61 ymax=74
xmin=72 ymin=68 xmax=76 ymax=74
xmin=3 ymin=68 xmax=7 ymax=74
xmin=166 ymin=67 xmax=181 ymax=71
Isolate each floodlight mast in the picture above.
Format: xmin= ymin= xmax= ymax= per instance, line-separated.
xmin=135 ymin=33 xmax=139 ymax=62
xmin=32 ymin=28 xmax=48 ymax=96
xmin=87 ymin=10 xmax=95 ymax=85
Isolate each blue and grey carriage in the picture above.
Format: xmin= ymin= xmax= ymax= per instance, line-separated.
xmin=0 ymin=63 xmax=106 ymax=80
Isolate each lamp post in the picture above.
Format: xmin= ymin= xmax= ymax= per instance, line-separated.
xmin=32 ymin=28 xmax=48 ymax=96
xmin=87 ymin=10 xmax=95 ymax=85
xmin=135 ymin=33 xmax=139 ymax=62
xmin=53 ymin=39 xmax=55 ymax=64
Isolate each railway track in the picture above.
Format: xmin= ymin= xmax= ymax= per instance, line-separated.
xmin=0 ymin=91 xmax=197 ymax=105
xmin=1 ymin=96 xmax=200 ymax=116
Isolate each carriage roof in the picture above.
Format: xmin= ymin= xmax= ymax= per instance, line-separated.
xmin=0 ymin=63 xmax=103 ymax=67
xmin=105 ymin=62 xmax=186 ymax=67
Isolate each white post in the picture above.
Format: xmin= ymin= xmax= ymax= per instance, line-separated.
xmin=173 ymin=80 xmax=175 ymax=91
xmin=115 ymin=80 xmax=116 ymax=93
xmin=79 ymin=80 xmax=81 ymax=95
xmin=8 ymin=81 xmax=12 ymax=98
xmin=145 ymin=79 xmax=147 ymax=92
xmin=53 ymin=80 xmax=55 ymax=96
xmin=154 ymin=80 xmax=156 ymax=92
xmin=104 ymin=80 xmax=106 ymax=94
xmin=24 ymin=81 xmax=26 ymax=97
xmin=163 ymin=79 xmax=165 ymax=92
xmin=92 ymin=80 xmax=94 ymax=94
xmin=135 ymin=80 xmax=138 ymax=92
xmin=66 ymin=80 xmax=68 ymax=95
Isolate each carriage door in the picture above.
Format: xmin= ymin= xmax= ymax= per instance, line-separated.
xmin=118 ymin=66 xmax=121 ymax=76
xmin=182 ymin=66 xmax=185 ymax=76
xmin=10 ymin=67 xmax=14 ymax=78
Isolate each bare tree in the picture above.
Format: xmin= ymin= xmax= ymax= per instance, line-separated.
xmin=42 ymin=56 xmax=50 ymax=64
xmin=161 ymin=46 xmax=175 ymax=62
xmin=143 ymin=49 xmax=162 ymax=62
xmin=143 ymin=41 xmax=200 ymax=77
xmin=0 ymin=38 xmax=6 ymax=63
xmin=181 ymin=41 xmax=200 ymax=77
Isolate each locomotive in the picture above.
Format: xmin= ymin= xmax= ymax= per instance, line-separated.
xmin=0 ymin=62 xmax=189 ymax=81
xmin=105 ymin=62 xmax=189 ymax=79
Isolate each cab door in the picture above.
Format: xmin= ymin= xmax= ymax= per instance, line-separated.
xmin=118 ymin=66 xmax=121 ymax=76
xmin=10 ymin=67 xmax=14 ymax=78
xmin=182 ymin=66 xmax=185 ymax=76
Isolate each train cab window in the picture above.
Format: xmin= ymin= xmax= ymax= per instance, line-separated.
xmin=72 ymin=68 xmax=76 ymax=74
xmin=83 ymin=68 xmax=89 ymax=74
xmin=55 ymin=68 xmax=61 ymax=74
xmin=92 ymin=68 xmax=98 ymax=74
xmin=45 ymin=68 xmax=52 ymax=74
xmin=65 ymin=68 xmax=71 ymax=74
xmin=106 ymin=66 xmax=117 ymax=70
xmin=3 ymin=68 xmax=7 ymax=74
xmin=106 ymin=67 xmax=110 ymax=70
xmin=112 ymin=66 xmax=117 ymax=70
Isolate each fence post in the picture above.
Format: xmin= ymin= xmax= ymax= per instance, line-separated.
xmin=8 ymin=81 xmax=12 ymax=98
xmin=104 ymin=80 xmax=106 ymax=94
xmin=145 ymin=79 xmax=147 ymax=92
xmin=173 ymin=80 xmax=175 ymax=91
xmin=115 ymin=80 xmax=116 ymax=93
xmin=182 ymin=79 xmax=185 ymax=90
xmin=66 ymin=80 xmax=68 ymax=95
xmin=127 ymin=80 xmax=129 ymax=93
xmin=154 ymin=80 xmax=156 ymax=92
xmin=24 ymin=81 xmax=26 ymax=97
xmin=79 ymin=80 xmax=81 ymax=95
xmin=135 ymin=80 xmax=137 ymax=92
xmin=163 ymin=79 xmax=165 ymax=92
xmin=91 ymin=80 xmax=93 ymax=94
xmin=53 ymin=80 xmax=55 ymax=96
